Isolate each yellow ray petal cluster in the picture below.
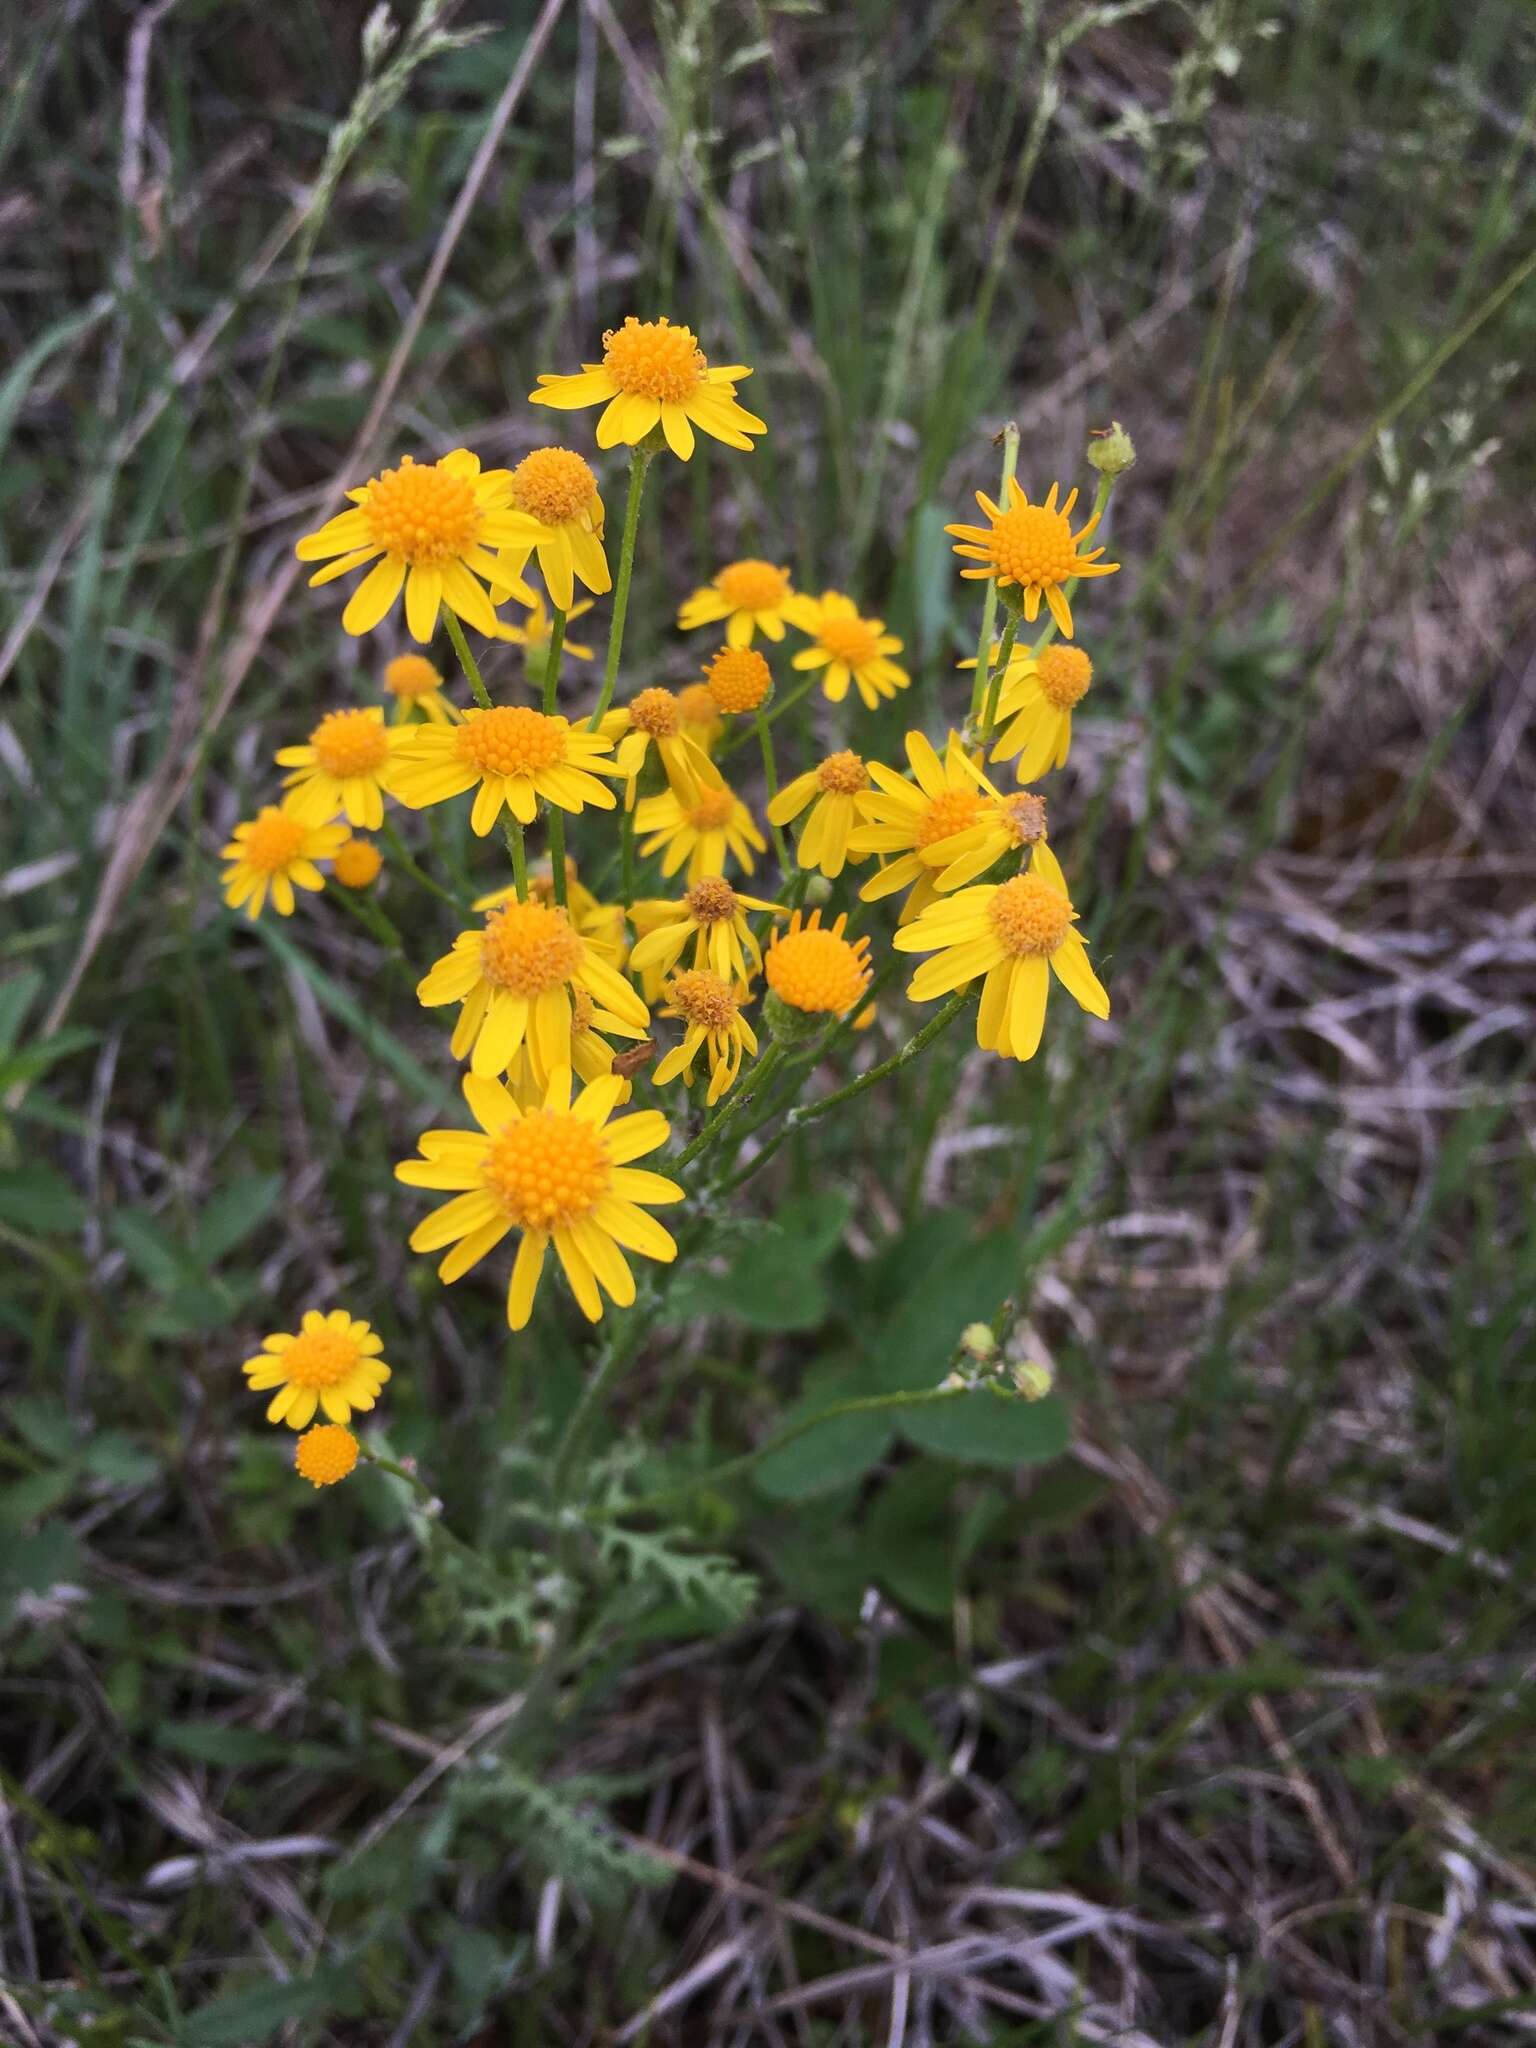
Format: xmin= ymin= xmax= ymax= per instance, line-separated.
xmin=529 ymin=317 xmax=766 ymax=461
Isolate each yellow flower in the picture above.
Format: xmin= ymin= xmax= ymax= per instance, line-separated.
xmin=384 ymin=653 xmax=458 ymax=724
xmin=764 ymin=909 xmax=872 ymax=1017
xmin=475 ymin=862 xmax=628 ymax=967
xmin=654 ymin=970 xmax=758 ymax=1104
xmin=945 ymin=479 xmax=1117 ymax=639
xmin=221 ymin=808 xmax=348 ymax=921
xmin=295 ymin=1424 xmax=359 ymax=1489
xmin=677 ymin=681 xmax=726 ymax=755
xmin=893 ymin=867 xmax=1109 ymax=1063
xmin=600 ymin=687 xmax=720 ymax=810
xmin=766 ymin=749 xmax=870 ymax=880
xmin=529 ymin=316 xmax=766 ymax=461
xmin=704 ymin=644 xmax=773 ymax=715
xmin=397 ymin=1066 xmax=683 ymax=1330
xmin=242 ymin=1309 xmax=390 ymax=1430
xmin=275 ymin=705 xmax=408 ymax=828
xmin=389 ymin=705 xmax=621 ymax=834
xmin=635 ymin=777 xmax=766 ymax=882
xmin=294 ymin=449 xmax=535 ymax=643
xmin=488 ymin=448 xmax=610 ymax=615
xmin=416 ymin=897 xmax=649 ymax=1081
xmin=847 ymin=731 xmax=988 ymax=923
xmin=629 ymin=876 xmax=782 ymax=986
xmin=490 ymin=593 xmax=596 ymax=663
xmin=989 ymin=643 xmax=1095 ymax=780
xmin=332 ymin=836 xmax=384 ymax=889
xmin=678 ymin=559 xmax=796 ymax=646
xmin=785 ymin=591 xmax=908 ymax=708
xmin=920 ymin=768 xmax=1053 ymax=894
xmin=506 ymin=982 xmax=639 ymax=1104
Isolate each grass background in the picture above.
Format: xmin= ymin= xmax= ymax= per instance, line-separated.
xmin=3 ymin=0 xmax=1535 ymax=2040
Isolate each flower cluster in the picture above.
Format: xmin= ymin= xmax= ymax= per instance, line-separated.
xmin=226 ymin=312 xmax=1130 ymax=1470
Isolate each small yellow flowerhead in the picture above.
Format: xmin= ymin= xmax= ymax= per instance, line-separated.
xmin=677 ymin=682 xmax=726 ymax=753
xmin=509 ymin=447 xmax=601 ymax=526
xmin=332 ymin=837 xmax=383 ymax=889
xmin=1036 ymin=645 xmax=1093 ymax=710
xmin=764 ymin=909 xmax=872 ymax=1020
xmin=295 ymin=1424 xmax=359 ymax=1488
xmin=385 ymin=654 xmax=445 ymax=705
xmin=704 ymin=645 xmax=772 ymax=715
xmin=946 ymin=479 xmax=1117 ymax=639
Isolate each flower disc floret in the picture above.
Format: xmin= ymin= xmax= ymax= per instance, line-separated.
xmin=679 ymin=684 xmax=723 ymax=734
xmin=1004 ymin=793 xmax=1048 ymax=845
xmin=685 ymin=876 xmax=739 ymax=923
xmin=295 ymin=1425 xmax=359 ymax=1488
xmin=705 ymin=646 xmax=772 ymax=714
xmin=816 ymin=614 xmax=881 ymax=667
xmin=332 ymin=837 xmax=383 ymax=888
xmin=483 ymin=1109 xmax=611 ymax=1230
xmin=816 ymin=750 xmax=868 ymax=796
xmin=716 ymin=560 xmax=789 ymax=611
xmin=669 ymin=968 xmax=739 ymax=1031
xmin=989 ymin=504 xmax=1078 ymax=591
xmin=946 ymin=478 xmax=1117 ymax=639
xmin=455 ymin=706 xmax=567 ymax=777
xmin=241 ymin=1308 xmax=390 ymax=1429
xmin=310 ymin=708 xmax=391 ymax=779
xmin=1037 ymin=644 xmax=1093 ymax=709
xmin=361 ymin=456 xmax=479 ymax=563
xmin=602 ymin=316 xmax=705 ymax=402
xmin=629 ymin=687 xmax=681 ymax=737
xmin=988 ymin=873 xmax=1073 ymax=956
xmin=510 ymin=447 xmax=598 ymax=525
xmin=480 ymin=901 xmax=585 ymax=996
xmin=765 ymin=911 xmax=872 ymax=1016
xmin=385 ymin=654 xmax=444 ymax=701
xmin=243 ymin=809 xmax=309 ymax=872
xmin=915 ymin=787 xmax=985 ymax=849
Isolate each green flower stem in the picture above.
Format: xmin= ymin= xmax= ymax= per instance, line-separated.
xmin=546 ymin=1285 xmax=656 ymax=1505
xmin=379 ymin=818 xmax=469 ymax=912
xmin=672 ymin=1039 xmax=787 ymax=1175
xmin=444 ymin=609 xmax=528 ymax=899
xmin=755 ymin=706 xmax=792 ymax=871
xmin=593 ymin=1384 xmax=974 ymax=1522
xmin=543 ymin=604 xmax=569 ymax=908
xmin=967 ymin=421 xmax=1019 ymax=722
xmin=328 ymin=882 xmax=414 ymax=984
xmin=587 ymin=443 xmax=654 ymax=732
xmin=980 ymin=609 xmax=1021 ymax=743
xmin=718 ymin=670 xmax=818 ymax=758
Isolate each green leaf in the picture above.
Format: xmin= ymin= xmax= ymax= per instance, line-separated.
xmin=866 ymin=1462 xmax=957 ymax=1618
xmin=900 ymin=1390 xmax=1069 ymax=1467
xmin=0 ymin=968 xmax=42 ymax=1052
xmin=0 ymin=1164 xmax=87 ymax=1234
xmin=192 ymin=1174 xmax=284 ymax=1267
xmin=80 ymin=1433 xmax=160 ymax=1487
xmin=0 ymin=1469 xmax=77 ymax=1528
xmin=111 ymin=1209 xmax=188 ymax=1293
xmin=753 ymin=1368 xmax=894 ymax=1501
xmin=672 ymin=1191 xmax=853 ymax=1331
xmin=9 ymin=1395 xmax=78 ymax=1460
xmin=867 ymin=1218 xmax=1021 ymax=1390
xmin=178 ymin=1967 xmax=361 ymax=2045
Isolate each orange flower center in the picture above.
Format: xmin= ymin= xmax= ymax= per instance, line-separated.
xmin=670 ymin=968 xmax=739 ymax=1031
xmin=705 ymin=646 xmax=772 ymax=713
xmin=678 ymin=682 xmax=721 ymax=729
xmin=1036 ymin=644 xmax=1093 ymax=709
xmin=455 ymin=706 xmax=568 ymax=778
xmin=479 ymin=901 xmax=583 ymax=996
xmin=360 ymin=456 xmax=481 ymax=565
xmin=1002 ymin=793 xmax=1048 ymax=845
xmin=384 ymin=654 xmax=443 ymax=700
xmin=482 ymin=1109 xmax=610 ymax=1230
xmin=688 ymin=787 xmax=737 ymax=832
xmin=310 ymin=708 xmax=390 ymax=779
xmin=242 ymin=808 xmax=308 ymax=873
xmin=629 ymin=686 xmax=681 ymax=737
xmin=510 ymin=447 xmax=598 ymax=526
xmin=295 ymin=1425 xmax=359 ymax=1487
xmin=766 ymin=922 xmax=871 ymax=1015
xmin=332 ymin=838 xmax=383 ymax=888
xmin=815 ymin=749 xmax=867 ymax=795
xmin=915 ymin=787 xmax=984 ymax=849
xmin=601 ymin=316 xmax=705 ymax=403
xmin=282 ymin=1327 xmax=364 ymax=1390
xmin=988 ymin=873 xmax=1072 ymax=956
xmin=684 ymin=876 xmax=738 ymax=923
xmin=816 ymin=613 xmax=881 ymax=667
xmin=986 ymin=503 xmax=1078 ymax=590
xmin=571 ymin=984 xmax=597 ymax=1035
xmin=715 ymin=559 xmax=788 ymax=611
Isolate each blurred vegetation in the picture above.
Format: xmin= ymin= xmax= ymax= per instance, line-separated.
xmin=2 ymin=0 xmax=1535 ymax=2040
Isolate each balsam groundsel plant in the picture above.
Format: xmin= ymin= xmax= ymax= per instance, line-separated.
xmin=228 ymin=315 xmax=1134 ymax=1706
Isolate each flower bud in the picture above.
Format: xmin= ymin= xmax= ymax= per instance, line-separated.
xmin=1011 ymin=1359 xmax=1054 ymax=1402
xmin=802 ymin=872 xmax=832 ymax=907
xmin=960 ymin=1321 xmax=997 ymax=1363
xmin=1087 ymin=421 xmax=1136 ymax=479
xmin=763 ymin=989 xmax=824 ymax=1045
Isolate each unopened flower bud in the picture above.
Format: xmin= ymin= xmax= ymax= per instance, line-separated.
xmin=1086 ymin=421 xmax=1136 ymax=478
xmin=960 ymin=1321 xmax=996 ymax=1363
xmin=1011 ymin=1359 xmax=1054 ymax=1402
xmin=802 ymin=872 xmax=832 ymax=906
xmin=762 ymin=988 xmax=824 ymax=1045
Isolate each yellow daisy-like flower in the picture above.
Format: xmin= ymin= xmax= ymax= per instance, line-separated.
xmin=295 ymin=1424 xmax=359 ymax=1489
xmin=764 ymin=909 xmax=873 ymax=1017
xmin=490 ymin=593 xmax=596 ymax=663
xmin=241 ymin=1309 xmax=390 ymax=1430
xmin=416 ymin=898 xmax=649 ymax=1082
xmin=677 ymin=559 xmax=796 ymax=647
xmin=275 ymin=705 xmax=409 ymax=829
xmin=766 ymin=749 xmax=870 ymax=880
xmin=221 ymin=808 xmax=348 ymax=921
xmin=920 ymin=769 xmax=1053 ymax=894
xmin=893 ymin=867 xmax=1110 ymax=1063
xmin=989 ymin=643 xmax=1095 ymax=780
xmin=389 ymin=705 xmax=621 ymax=835
xmin=677 ymin=681 xmax=726 ymax=755
xmin=600 ymin=687 xmax=720 ymax=810
xmin=635 ymin=777 xmax=766 ymax=882
xmin=529 ymin=316 xmax=766 ymax=461
xmin=397 ymin=1066 xmax=683 ymax=1330
xmin=786 ymin=591 xmax=909 ymax=709
xmin=629 ymin=875 xmax=782 ymax=987
xmin=945 ymin=479 xmax=1117 ymax=640
xmin=847 ymin=731 xmax=988 ymax=924
xmin=475 ymin=861 xmax=628 ymax=968
xmin=704 ymin=644 xmax=773 ymax=715
xmin=506 ymin=982 xmax=639 ymax=1105
xmin=487 ymin=447 xmax=610 ymax=616
xmin=331 ymin=836 xmax=384 ymax=889
xmin=384 ymin=653 xmax=459 ymax=724
xmin=654 ymin=970 xmax=758 ymax=1104
xmin=294 ymin=449 xmax=535 ymax=643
